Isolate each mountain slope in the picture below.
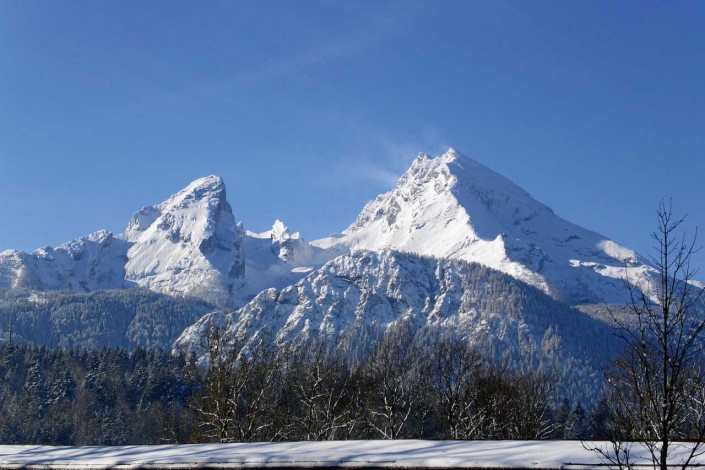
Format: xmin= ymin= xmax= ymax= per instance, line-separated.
xmin=314 ymin=148 xmax=654 ymax=304
xmin=239 ymin=221 xmax=333 ymax=304
xmin=0 ymin=288 xmax=214 ymax=349
xmin=174 ymin=249 xmax=615 ymax=401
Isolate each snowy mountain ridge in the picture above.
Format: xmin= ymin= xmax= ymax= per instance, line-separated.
xmin=0 ymin=230 xmax=133 ymax=292
xmin=123 ymin=175 xmax=246 ymax=306
xmin=0 ymin=148 xmax=658 ymax=307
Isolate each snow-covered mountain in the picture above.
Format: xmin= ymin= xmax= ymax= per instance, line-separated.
xmin=0 ymin=147 xmax=659 ymax=308
xmin=314 ymin=148 xmax=655 ymax=304
xmin=0 ymin=177 xmax=325 ymax=305
xmin=238 ymin=221 xmax=332 ymax=305
xmin=0 ymin=230 xmax=132 ymax=292
xmin=0 ymin=146 xmax=676 ymax=400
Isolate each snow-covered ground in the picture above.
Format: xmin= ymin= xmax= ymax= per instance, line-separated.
xmin=0 ymin=440 xmax=702 ymax=469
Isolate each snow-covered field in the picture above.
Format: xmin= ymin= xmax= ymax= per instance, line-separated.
xmin=0 ymin=440 xmax=702 ymax=469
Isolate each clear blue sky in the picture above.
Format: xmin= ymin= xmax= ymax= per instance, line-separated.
xmin=2 ymin=1 xmax=704 ymax=272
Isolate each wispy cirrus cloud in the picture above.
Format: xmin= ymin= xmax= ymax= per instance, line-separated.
xmin=130 ymin=2 xmax=428 ymax=111
xmin=318 ymin=124 xmax=450 ymax=192
xmin=354 ymin=129 xmax=450 ymax=187
xmin=187 ymin=2 xmax=427 ymax=97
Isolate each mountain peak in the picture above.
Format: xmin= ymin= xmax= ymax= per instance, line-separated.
xmin=436 ymin=146 xmax=462 ymax=163
xmin=165 ymin=175 xmax=227 ymax=211
xmin=180 ymin=175 xmax=225 ymax=197
xmin=401 ymin=147 xmax=551 ymax=227
xmin=314 ymin=148 xmax=656 ymax=304
xmin=124 ymin=175 xmax=245 ymax=305
xmin=271 ymin=220 xmax=290 ymax=241
xmin=445 ymin=146 xmax=459 ymax=156
xmin=124 ymin=175 xmax=227 ymax=242
xmin=347 ymin=147 xmax=528 ymax=236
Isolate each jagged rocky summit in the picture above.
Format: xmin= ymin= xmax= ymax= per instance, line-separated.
xmin=122 ymin=175 xmax=245 ymax=306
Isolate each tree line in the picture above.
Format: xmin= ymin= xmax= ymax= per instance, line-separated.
xmin=0 ymin=325 xmax=611 ymax=445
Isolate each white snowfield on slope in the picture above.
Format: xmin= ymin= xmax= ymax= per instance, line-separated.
xmin=0 ymin=148 xmax=660 ymax=306
xmin=0 ymin=440 xmax=701 ymax=469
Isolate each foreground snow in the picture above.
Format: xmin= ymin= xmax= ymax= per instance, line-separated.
xmin=0 ymin=440 xmax=702 ymax=469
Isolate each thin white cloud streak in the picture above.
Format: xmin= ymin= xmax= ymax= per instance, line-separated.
xmin=354 ymin=133 xmax=451 ymax=188
xmin=127 ymin=2 xmax=427 ymax=111
xmin=317 ymin=124 xmax=451 ymax=192
xmin=354 ymin=160 xmax=403 ymax=188
xmin=186 ymin=2 xmax=427 ymax=97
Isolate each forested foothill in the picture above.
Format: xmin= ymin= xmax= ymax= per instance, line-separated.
xmin=0 ymin=326 xmax=607 ymax=446
xmin=0 ymin=288 xmax=214 ymax=350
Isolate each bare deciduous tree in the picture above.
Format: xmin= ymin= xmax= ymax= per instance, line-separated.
xmin=508 ymin=368 xmax=554 ymax=439
xmin=362 ymin=325 xmax=425 ymax=439
xmin=428 ymin=334 xmax=484 ymax=439
xmin=190 ymin=319 xmax=240 ymax=442
xmin=230 ymin=335 xmax=282 ymax=442
xmin=286 ymin=340 xmax=359 ymax=440
xmin=191 ymin=323 xmax=281 ymax=443
xmin=589 ymin=200 xmax=705 ymax=470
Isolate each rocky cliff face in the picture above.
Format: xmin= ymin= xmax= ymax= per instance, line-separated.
xmin=174 ymin=249 xmax=614 ymax=400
